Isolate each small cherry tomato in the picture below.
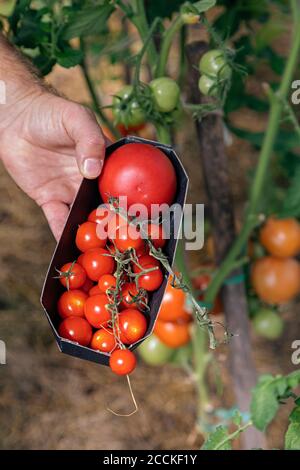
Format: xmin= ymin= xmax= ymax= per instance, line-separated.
xmin=75 ymin=221 xmax=107 ymax=252
xmin=112 ymin=85 xmax=145 ymax=129
xmin=89 ymin=285 xmax=102 ymax=296
xmin=113 ymin=222 xmax=144 ymax=253
xmin=251 ymin=256 xmax=300 ymax=304
xmin=58 ymin=289 xmax=88 ymax=319
xmin=120 ymin=282 xmax=148 ymax=310
xmin=58 ymin=262 xmax=86 ymax=290
xmin=98 ymin=274 xmax=117 ymax=293
xmin=149 ymin=77 xmax=180 ymax=113
xmin=134 ymin=254 xmax=160 ymax=270
xmin=145 ymin=223 xmax=166 ymax=249
xmin=154 ymin=320 xmax=191 ymax=348
xmin=58 ymin=316 xmax=92 ymax=346
xmin=81 ymin=247 xmax=115 ymax=281
xmin=158 ymin=276 xmax=187 ymax=322
xmin=109 ymin=349 xmax=137 ymax=375
xmin=137 ymin=265 xmax=163 ymax=291
xmin=199 ymin=49 xmax=231 ymax=80
xmin=84 ymin=294 xmax=111 ymax=328
xmin=88 ymin=205 xmax=111 ymax=238
xmin=198 ymin=74 xmax=218 ymax=97
xmin=118 ymin=308 xmax=147 ymax=345
xmin=252 ymin=308 xmax=284 ymax=340
xmin=90 ymin=328 xmax=117 ymax=352
xmin=259 ymin=217 xmax=300 ymax=258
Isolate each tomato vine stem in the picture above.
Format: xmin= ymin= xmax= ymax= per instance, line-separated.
xmin=156 ymin=15 xmax=184 ymax=78
xmin=204 ymin=9 xmax=300 ymax=306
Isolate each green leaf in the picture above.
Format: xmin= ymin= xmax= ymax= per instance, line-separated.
xmin=286 ymin=370 xmax=300 ymax=390
xmin=193 ymin=0 xmax=216 ymax=13
xmin=55 ymin=47 xmax=83 ymax=68
xmin=285 ymin=423 xmax=300 ymax=450
xmin=145 ymin=0 xmax=186 ymax=21
xmin=232 ymin=410 xmax=243 ymax=427
xmin=279 ymin=165 xmax=300 ymax=218
xmin=250 ymin=375 xmax=280 ymax=431
xmin=61 ymin=2 xmax=114 ymax=40
xmin=201 ymin=426 xmax=232 ymax=450
xmin=289 ymin=405 xmax=300 ymax=423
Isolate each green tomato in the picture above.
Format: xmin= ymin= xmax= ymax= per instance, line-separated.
xmin=138 ymin=334 xmax=174 ymax=366
xmin=112 ymin=85 xmax=145 ymax=128
xmin=198 ymin=75 xmax=218 ymax=97
xmin=149 ymin=77 xmax=180 ymax=113
xmin=252 ymin=309 xmax=284 ymax=340
xmin=199 ymin=49 xmax=231 ymax=80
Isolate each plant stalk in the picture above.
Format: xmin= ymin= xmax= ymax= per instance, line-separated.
xmin=156 ymin=15 xmax=184 ymax=77
xmin=132 ymin=0 xmax=158 ymax=73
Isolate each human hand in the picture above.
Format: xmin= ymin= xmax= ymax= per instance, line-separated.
xmin=0 ymin=90 xmax=106 ymax=240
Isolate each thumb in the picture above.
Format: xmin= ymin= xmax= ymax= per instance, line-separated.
xmin=64 ymin=103 xmax=106 ymax=179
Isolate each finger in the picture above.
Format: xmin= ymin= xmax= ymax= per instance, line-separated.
xmin=63 ymin=103 xmax=106 ymax=179
xmin=41 ymin=201 xmax=70 ymax=241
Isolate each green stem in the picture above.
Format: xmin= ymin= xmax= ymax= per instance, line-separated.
xmin=156 ymin=125 xmax=172 ymax=145
xmin=213 ymin=421 xmax=253 ymax=450
xmin=132 ymin=0 xmax=158 ymax=73
xmin=204 ymin=14 xmax=300 ymax=305
xmin=80 ymin=39 xmax=120 ymax=140
xmin=156 ymin=15 xmax=184 ymax=78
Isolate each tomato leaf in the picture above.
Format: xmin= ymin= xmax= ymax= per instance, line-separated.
xmin=61 ymin=2 xmax=114 ymax=40
xmin=285 ymin=403 xmax=300 ymax=450
xmin=192 ymin=0 xmax=216 ymax=13
xmin=250 ymin=375 xmax=280 ymax=431
xmin=201 ymin=426 xmax=232 ymax=450
xmin=55 ymin=47 xmax=83 ymax=68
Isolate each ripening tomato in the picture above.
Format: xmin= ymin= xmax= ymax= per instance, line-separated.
xmin=138 ymin=334 xmax=174 ymax=366
xmin=118 ymin=308 xmax=147 ymax=345
xmin=252 ymin=308 xmax=284 ymax=340
xmin=81 ymin=277 xmax=94 ymax=293
xmin=117 ymin=122 xmax=146 ymax=136
xmin=259 ymin=217 xmax=300 ymax=258
xmin=146 ymin=223 xmax=166 ymax=249
xmin=133 ymin=254 xmax=163 ymax=291
xmin=90 ymin=328 xmax=117 ymax=352
xmin=109 ymin=349 xmax=137 ymax=375
xmin=59 ymin=262 xmax=86 ymax=290
xmin=57 ymin=289 xmax=88 ymax=319
xmin=158 ymin=276 xmax=191 ymax=322
xmin=120 ymin=282 xmax=148 ymax=310
xmin=58 ymin=316 xmax=92 ymax=346
xmin=251 ymin=256 xmax=300 ymax=304
xmin=149 ymin=77 xmax=180 ymax=113
xmin=89 ymin=285 xmax=102 ymax=296
xmin=80 ymin=247 xmax=115 ymax=281
xmin=98 ymin=143 xmax=177 ymax=215
xmin=154 ymin=320 xmax=191 ymax=348
xmin=98 ymin=274 xmax=117 ymax=293
xmin=84 ymin=294 xmax=111 ymax=328
xmin=75 ymin=221 xmax=107 ymax=252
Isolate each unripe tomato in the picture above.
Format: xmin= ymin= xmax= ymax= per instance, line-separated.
xmin=149 ymin=77 xmax=180 ymax=113
xmin=199 ymin=49 xmax=231 ymax=80
xmin=58 ymin=289 xmax=87 ymax=319
xmin=251 ymin=256 xmax=300 ymax=304
xmin=98 ymin=143 xmax=177 ymax=215
xmin=118 ymin=308 xmax=147 ymax=344
xmin=154 ymin=320 xmax=191 ymax=348
xmin=259 ymin=217 xmax=300 ymax=258
xmin=198 ymin=75 xmax=218 ymax=97
xmin=112 ymin=85 xmax=145 ymax=128
xmin=252 ymin=309 xmax=284 ymax=340
xmin=75 ymin=221 xmax=107 ymax=252
xmin=90 ymin=328 xmax=117 ymax=352
xmin=109 ymin=349 xmax=137 ymax=375
xmin=138 ymin=334 xmax=174 ymax=366
xmin=80 ymin=247 xmax=115 ymax=281
xmin=59 ymin=262 xmax=86 ymax=290
xmin=58 ymin=316 xmax=92 ymax=346
xmin=84 ymin=294 xmax=111 ymax=328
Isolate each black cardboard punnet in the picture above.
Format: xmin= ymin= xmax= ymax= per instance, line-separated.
xmin=41 ymin=136 xmax=189 ymax=366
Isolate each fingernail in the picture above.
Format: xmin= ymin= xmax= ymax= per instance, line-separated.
xmin=82 ymin=158 xmax=103 ymax=178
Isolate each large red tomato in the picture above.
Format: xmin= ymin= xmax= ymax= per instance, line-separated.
xmin=98 ymin=143 xmax=177 ymax=214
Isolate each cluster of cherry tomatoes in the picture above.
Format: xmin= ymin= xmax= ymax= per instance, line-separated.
xmin=56 ymin=142 xmax=178 ymax=375
xmin=198 ymin=49 xmax=232 ymax=97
